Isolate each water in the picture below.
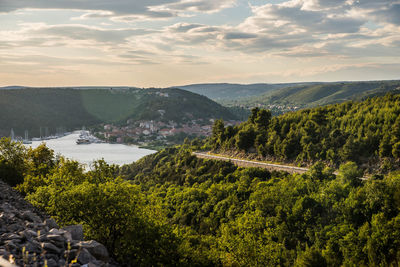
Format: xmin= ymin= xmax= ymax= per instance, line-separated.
xmin=25 ymin=132 xmax=156 ymax=166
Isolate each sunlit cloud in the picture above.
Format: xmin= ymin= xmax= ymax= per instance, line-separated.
xmin=0 ymin=0 xmax=399 ymax=86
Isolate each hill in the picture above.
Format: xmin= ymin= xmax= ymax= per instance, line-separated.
xmin=0 ymin=87 xmax=236 ymax=138
xmin=208 ymin=94 xmax=400 ymax=171
xmin=228 ymin=80 xmax=400 ymax=109
xmin=174 ymin=82 xmax=313 ymax=101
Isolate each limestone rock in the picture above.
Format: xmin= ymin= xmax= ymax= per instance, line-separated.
xmin=63 ymin=224 xmax=84 ymax=241
xmin=78 ymin=241 xmax=109 ymax=262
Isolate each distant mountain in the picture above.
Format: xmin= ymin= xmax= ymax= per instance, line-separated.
xmin=0 ymin=88 xmax=237 ymax=138
xmin=0 ymin=86 xmax=25 ymax=90
xmin=225 ymin=80 xmax=400 ymax=109
xmin=174 ymin=83 xmax=316 ymax=101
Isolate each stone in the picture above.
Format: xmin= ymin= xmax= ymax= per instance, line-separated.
xmin=20 ymin=229 xmax=37 ymax=240
xmin=5 ymin=240 xmax=19 ymax=253
xmin=63 ymin=231 xmax=73 ymax=242
xmin=78 ymin=240 xmax=109 ymax=262
xmin=37 ymin=234 xmax=49 ymax=242
xmin=49 ymin=228 xmax=65 ymax=235
xmin=41 ymin=242 xmax=62 ymax=254
xmin=47 ymin=234 xmax=65 ymax=248
xmin=7 ymin=223 xmax=23 ymax=232
xmin=44 ymin=218 xmax=59 ymax=229
xmin=58 ymin=259 xmax=66 ymax=266
xmin=21 ymin=211 xmax=41 ymax=223
xmin=1 ymin=233 xmax=22 ymax=241
xmin=77 ymin=248 xmax=95 ymax=265
xmin=89 ymin=259 xmax=107 ymax=267
xmin=64 ymin=248 xmax=78 ymax=262
xmin=23 ymin=240 xmax=41 ymax=254
xmin=46 ymin=258 xmax=58 ymax=267
xmin=63 ymin=225 xmax=84 ymax=241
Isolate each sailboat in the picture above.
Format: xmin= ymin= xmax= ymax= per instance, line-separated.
xmin=23 ymin=130 xmax=32 ymax=144
xmin=10 ymin=128 xmax=15 ymax=141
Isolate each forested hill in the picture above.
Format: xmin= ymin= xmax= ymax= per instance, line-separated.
xmin=174 ymin=82 xmax=312 ymax=100
xmin=226 ymin=80 xmax=400 ymax=108
xmin=208 ymin=94 xmax=400 ymax=171
xmin=0 ymin=87 xmax=237 ymax=137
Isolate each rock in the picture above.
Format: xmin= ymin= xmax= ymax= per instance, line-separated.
xmin=41 ymin=242 xmax=62 ymax=254
xmin=0 ymin=180 xmax=114 ymax=266
xmin=49 ymin=228 xmax=65 ymax=235
xmin=77 ymin=248 xmax=95 ymax=265
xmin=4 ymin=240 xmax=19 ymax=253
xmin=47 ymin=234 xmax=65 ymax=248
xmin=78 ymin=241 xmax=109 ymax=262
xmin=64 ymin=248 xmax=78 ymax=262
xmin=63 ymin=225 xmax=84 ymax=241
xmin=37 ymin=234 xmax=49 ymax=242
xmin=58 ymin=259 xmax=66 ymax=266
xmin=1 ymin=233 xmax=22 ymax=241
xmin=7 ymin=223 xmax=23 ymax=232
xmin=46 ymin=258 xmax=58 ymax=267
xmin=44 ymin=218 xmax=59 ymax=229
xmin=23 ymin=240 xmax=41 ymax=253
xmin=63 ymin=231 xmax=73 ymax=242
xmin=20 ymin=229 xmax=37 ymax=240
xmin=21 ymin=211 xmax=41 ymax=223
xmin=89 ymin=259 xmax=107 ymax=267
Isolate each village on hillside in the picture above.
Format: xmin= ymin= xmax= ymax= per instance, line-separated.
xmin=96 ymin=118 xmax=242 ymax=147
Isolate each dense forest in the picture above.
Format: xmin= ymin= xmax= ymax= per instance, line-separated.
xmin=209 ymin=94 xmax=400 ymax=172
xmin=0 ymin=94 xmax=400 ymax=266
xmin=0 ymin=88 xmax=237 ymax=137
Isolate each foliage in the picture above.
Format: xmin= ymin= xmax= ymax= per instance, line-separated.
xmin=0 ymin=138 xmax=27 ymax=186
xmin=3 ymin=92 xmax=400 ymax=266
xmin=121 ymin=146 xmax=400 ymax=266
xmin=209 ymin=94 xmax=400 ymax=169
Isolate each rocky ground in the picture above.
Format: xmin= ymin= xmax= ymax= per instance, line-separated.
xmin=0 ymin=180 xmax=117 ymax=267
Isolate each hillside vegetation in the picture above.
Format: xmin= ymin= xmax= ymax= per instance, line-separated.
xmin=0 ymin=88 xmax=236 ymax=137
xmin=1 ymin=94 xmax=400 ymax=266
xmin=225 ymin=80 xmax=400 ymax=109
xmin=209 ymin=94 xmax=400 ymax=171
xmin=174 ymin=83 xmax=309 ymax=101
xmin=2 ymin=137 xmax=400 ymax=266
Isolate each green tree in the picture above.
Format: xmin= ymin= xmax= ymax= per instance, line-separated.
xmin=338 ymin=162 xmax=363 ymax=186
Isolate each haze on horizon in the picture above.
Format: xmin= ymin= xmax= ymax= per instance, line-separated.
xmin=0 ymin=0 xmax=399 ymax=87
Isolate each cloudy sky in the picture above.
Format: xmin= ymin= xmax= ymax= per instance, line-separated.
xmin=0 ymin=0 xmax=399 ymax=87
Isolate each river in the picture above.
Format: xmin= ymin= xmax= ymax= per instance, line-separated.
xmin=24 ymin=132 xmax=156 ymax=166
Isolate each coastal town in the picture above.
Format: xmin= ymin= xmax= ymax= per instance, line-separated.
xmin=96 ymin=119 xmax=242 ymax=147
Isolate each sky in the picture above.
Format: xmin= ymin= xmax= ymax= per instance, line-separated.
xmin=0 ymin=0 xmax=399 ymax=87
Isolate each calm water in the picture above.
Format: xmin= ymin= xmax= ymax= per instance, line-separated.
xmin=25 ymin=132 xmax=156 ymax=166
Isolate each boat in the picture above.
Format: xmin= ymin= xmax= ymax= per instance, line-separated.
xmin=76 ymin=138 xmax=91 ymax=145
xmin=23 ymin=130 xmax=32 ymax=144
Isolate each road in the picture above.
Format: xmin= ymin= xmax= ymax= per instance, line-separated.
xmin=193 ymin=152 xmax=370 ymax=180
xmin=192 ymin=152 xmax=310 ymax=174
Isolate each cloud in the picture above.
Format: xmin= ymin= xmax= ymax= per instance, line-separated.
xmin=224 ymin=32 xmax=258 ymax=40
xmin=0 ymin=0 xmax=235 ymax=19
xmin=156 ymin=0 xmax=236 ymax=13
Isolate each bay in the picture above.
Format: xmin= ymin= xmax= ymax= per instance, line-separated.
xmin=24 ymin=131 xmax=156 ymax=166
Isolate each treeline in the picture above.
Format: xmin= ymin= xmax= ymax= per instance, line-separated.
xmin=209 ymin=94 xmax=400 ymax=170
xmin=1 ymin=138 xmax=400 ymax=266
